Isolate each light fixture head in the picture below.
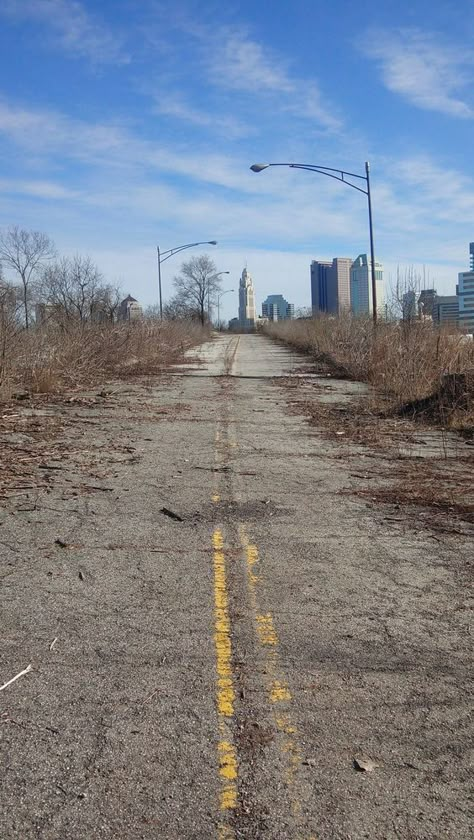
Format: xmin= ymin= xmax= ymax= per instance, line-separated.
xmin=208 ymin=240 xmax=217 ymax=245
xmin=250 ymin=163 xmax=269 ymax=173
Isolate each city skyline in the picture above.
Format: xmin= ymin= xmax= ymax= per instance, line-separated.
xmin=0 ymin=1 xmax=474 ymax=323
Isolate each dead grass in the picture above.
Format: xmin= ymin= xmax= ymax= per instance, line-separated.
xmin=0 ymin=319 xmax=208 ymax=400
xmin=265 ymin=316 xmax=474 ymax=431
xmin=281 ymin=375 xmax=474 ymax=531
xmin=354 ymin=458 xmax=474 ymax=529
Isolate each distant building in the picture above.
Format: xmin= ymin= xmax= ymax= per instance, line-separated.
xmin=262 ymin=294 xmax=294 ymax=321
xmin=432 ymin=295 xmax=459 ymax=326
xmin=117 ymin=295 xmax=142 ymax=322
xmin=458 ymin=242 xmax=474 ymax=333
xmin=350 ymin=254 xmax=384 ymax=316
xmin=402 ymin=290 xmax=417 ymax=321
xmin=418 ymin=289 xmax=437 ymax=321
xmin=238 ymin=268 xmax=256 ymax=328
xmin=310 ymin=260 xmax=331 ymax=313
xmin=310 ymin=257 xmax=352 ymax=315
xmin=228 ymin=317 xmax=240 ymax=332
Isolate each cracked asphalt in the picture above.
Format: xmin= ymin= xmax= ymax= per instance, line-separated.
xmin=1 ymin=333 xmax=472 ymax=839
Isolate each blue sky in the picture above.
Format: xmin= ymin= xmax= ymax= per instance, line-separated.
xmin=0 ymin=0 xmax=473 ymax=320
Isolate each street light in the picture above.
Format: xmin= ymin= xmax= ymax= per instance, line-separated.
xmin=157 ymin=240 xmax=217 ymax=320
xmin=208 ymin=271 xmax=230 ymax=320
xmin=217 ymin=288 xmax=234 ymax=329
xmin=250 ymin=161 xmax=378 ymax=324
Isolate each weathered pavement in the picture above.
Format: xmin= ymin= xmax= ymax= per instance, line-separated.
xmin=1 ymin=334 xmax=471 ymax=839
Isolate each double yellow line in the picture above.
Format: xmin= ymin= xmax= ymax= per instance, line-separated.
xmin=240 ymin=526 xmax=303 ymax=823
xmin=210 ymin=376 xmax=312 ymax=837
xmin=212 ymin=527 xmax=238 ymax=826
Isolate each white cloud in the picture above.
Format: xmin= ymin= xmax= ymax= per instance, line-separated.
xmin=363 ymin=28 xmax=474 ymax=118
xmin=167 ymin=19 xmax=342 ymax=132
xmin=0 ymin=99 xmax=281 ymax=192
xmin=0 ymin=178 xmax=78 ymax=199
xmin=0 ymin=0 xmax=128 ymax=65
xmin=209 ymin=31 xmax=342 ymax=131
xmin=151 ymin=96 xmax=252 ymax=140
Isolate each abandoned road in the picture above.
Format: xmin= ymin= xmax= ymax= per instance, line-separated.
xmin=1 ymin=334 xmax=472 ymax=839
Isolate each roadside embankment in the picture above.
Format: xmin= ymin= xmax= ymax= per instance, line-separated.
xmin=264 ymin=317 xmax=474 ymax=431
xmin=0 ymin=319 xmax=209 ymax=400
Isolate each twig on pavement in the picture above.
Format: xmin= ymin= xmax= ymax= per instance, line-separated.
xmin=0 ymin=664 xmax=32 ymax=693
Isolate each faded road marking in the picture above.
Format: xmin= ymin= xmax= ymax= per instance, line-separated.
xmin=212 ymin=527 xmax=238 ymax=835
xmin=240 ymin=525 xmax=307 ymax=830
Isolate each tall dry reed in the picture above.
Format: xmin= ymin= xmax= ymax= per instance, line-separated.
xmin=0 ymin=319 xmax=208 ymax=400
xmin=265 ymin=316 xmax=474 ymax=424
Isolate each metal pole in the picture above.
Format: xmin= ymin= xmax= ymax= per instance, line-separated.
xmin=366 ymin=161 xmax=377 ymax=324
xmin=217 ymin=295 xmax=221 ymax=328
xmin=157 ymin=245 xmax=163 ymax=320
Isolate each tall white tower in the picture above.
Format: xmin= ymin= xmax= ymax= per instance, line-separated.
xmin=238 ymin=268 xmax=256 ymax=328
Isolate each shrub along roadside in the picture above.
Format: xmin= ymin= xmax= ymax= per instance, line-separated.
xmin=0 ymin=319 xmax=208 ymax=400
xmin=264 ymin=316 xmax=474 ymax=430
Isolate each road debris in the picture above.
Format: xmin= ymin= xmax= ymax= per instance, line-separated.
xmin=353 ymin=756 xmax=378 ymax=772
xmin=160 ymin=507 xmax=184 ymax=522
xmin=0 ymin=664 xmax=32 ymax=693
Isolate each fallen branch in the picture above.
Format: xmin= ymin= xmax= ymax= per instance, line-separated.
xmin=0 ymin=664 xmax=32 ymax=693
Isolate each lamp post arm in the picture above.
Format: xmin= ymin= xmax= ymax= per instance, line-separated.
xmin=217 ymin=288 xmax=234 ymax=329
xmin=159 ymin=241 xmax=215 ymax=264
xmin=256 ymin=162 xmax=368 ymax=195
xmin=289 ymin=164 xmax=368 ymax=195
xmin=251 ymin=160 xmax=377 ymax=321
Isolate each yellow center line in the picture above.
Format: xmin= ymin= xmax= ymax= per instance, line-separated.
xmin=212 ymin=529 xmax=238 ymax=832
xmin=239 ymin=525 xmax=310 ymax=833
xmin=212 ymin=423 xmax=238 ymax=837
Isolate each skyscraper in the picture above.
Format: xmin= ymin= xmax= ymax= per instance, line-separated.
xmin=310 ymin=257 xmax=352 ymax=315
xmin=262 ymin=294 xmax=294 ymax=321
xmin=350 ymin=254 xmax=384 ymax=316
xmin=458 ymin=242 xmax=474 ymax=333
xmin=310 ymin=260 xmax=331 ymax=313
xmin=238 ymin=268 xmax=256 ymax=328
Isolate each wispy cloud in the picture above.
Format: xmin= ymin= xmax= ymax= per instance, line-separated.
xmin=208 ymin=29 xmax=342 ymax=131
xmin=0 ymin=178 xmax=78 ymax=200
xmin=160 ymin=17 xmax=342 ymax=133
xmin=363 ymin=28 xmax=474 ymax=118
xmin=151 ymin=96 xmax=253 ymax=140
xmin=0 ymin=0 xmax=128 ymax=65
xmin=0 ymin=98 xmax=266 ymax=192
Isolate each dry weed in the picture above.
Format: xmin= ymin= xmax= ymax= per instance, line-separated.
xmin=0 ymin=319 xmax=208 ymax=399
xmin=266 ymin=316 xmax=474 ymax=430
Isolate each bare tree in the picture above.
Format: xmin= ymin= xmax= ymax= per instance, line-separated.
xmin=162 ymin=295 xmax=202 ymax=321
xmin=41 ymin=255 xmax=115 ymax=325
xmin=0 ymin=272 xmax=21 ymax=387
xmin=0 ymin=226 xmax=56 ymax=328
xmin=173 ymin=255 xmax=222 ymax=325
xmin=98 ymin=285 xmax=122 ymax=322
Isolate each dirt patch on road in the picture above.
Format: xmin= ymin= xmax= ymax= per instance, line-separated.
xmin=279 ymin=376 xmax=474 ymax=534
xmin=0 ymin=384 xmax=191 ymax=504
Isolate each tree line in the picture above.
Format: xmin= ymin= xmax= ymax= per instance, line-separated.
xmin=1 ymin=225 xmax=227 ymax=330
xmin=0 ymin=226 xmax=120 ymax=329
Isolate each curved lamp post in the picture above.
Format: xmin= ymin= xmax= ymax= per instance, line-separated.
xmin=217 ymin=288 xmax=234 ymax=329
xmin=157 ymin=240 xmax=217 ymax=320
xmin=250 ymin=161 xmax=378 ymax=323
xmin=208 ymin=271 xmax=230 ymax=320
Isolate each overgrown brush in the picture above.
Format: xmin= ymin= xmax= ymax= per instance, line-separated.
xmin=265 ymin=316 xmax=474 ymax=428
xmin=0 ymin=319 xmax=208 ymax=400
